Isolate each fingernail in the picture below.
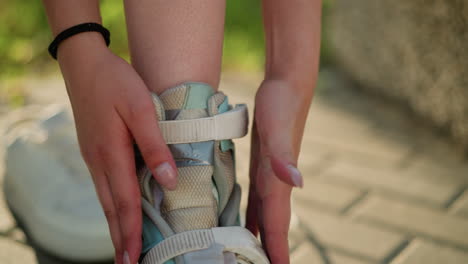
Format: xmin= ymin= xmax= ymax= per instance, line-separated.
xmin=123 ymin=251 xmax=130 ymax=264
xmin=287 ymin=165 xmax=303 ymax=188
xmin=154 ymin=162 xmax=177 ymax=189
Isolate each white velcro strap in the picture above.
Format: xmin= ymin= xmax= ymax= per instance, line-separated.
xmin=142 ymin=229 xmax=214 ymax=264
xmin=141 ymin=227 xmax=270 ymax=264
xmin=158 ymin=104 xmax=249 ymax=144
xmin=212 ymin=227 xmax=270 ymax=264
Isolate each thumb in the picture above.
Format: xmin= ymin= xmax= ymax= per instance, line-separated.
xmin=255 ymin=142 xmax=303 ymax=198
xmin=121 ymin=92 xmax=177 ymax=190
xmin=256 ymin=120 xmax=304 ymax=188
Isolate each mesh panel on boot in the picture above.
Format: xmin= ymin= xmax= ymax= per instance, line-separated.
xmin=161 ymin=166 xmax=217 ymax=232
xmin=164 ymin=208 xmax=217 ymax=233
xmin=160 ymin=85 xmax=188 ymax=110
xmin=158 ymin=84 xmax=219 ymax=233
xmin=141 ymin=83 xmax=238 ymax=235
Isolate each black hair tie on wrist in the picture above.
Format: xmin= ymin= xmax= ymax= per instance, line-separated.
xmin=48 ymin=22 xmax=110 ymax=60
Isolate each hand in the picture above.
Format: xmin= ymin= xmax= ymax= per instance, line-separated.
xmin=246 ymin=79 xmax=312 ymax=264
xmin=58 ymin=33 xmax=177 ymax=264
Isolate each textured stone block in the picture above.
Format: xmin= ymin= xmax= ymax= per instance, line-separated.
xmin=353 ymin=196 xmax=468 ymax=247
xmin=391 ymin=240 xmax=468 ymax=264
xmin=322 ymin=161 xmax=460 ymax=207
xmin=291 ymin=242 xmax=372 ymax=264
xmin=0 ymin=237 xmax=36 ymax=264
xmin=294 ymin=178 xmax=363 ymax=212
xmin=297 ymin=208 xmax=404 ymax=262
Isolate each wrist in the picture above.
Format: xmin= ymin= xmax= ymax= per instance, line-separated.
xmin=57 ymin=31 xmax=110 ymax=65
xmin=57 ymin=31 xmax=114 ymax=79
xmin=262 ymin=74 xmax=316 ymax=98
xmin=57 ymin=32 xmax=115 ymax=84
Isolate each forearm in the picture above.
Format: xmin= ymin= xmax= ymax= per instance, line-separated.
xmin=42 ymin=1 xmax=109 ymax=81
xmin=262 ymin=0 xmax=322 ymax=93
xmin=42 ymin=0 xmax=101 ymax=35
xmin=42 ymin=0 xmax=108 ymax=64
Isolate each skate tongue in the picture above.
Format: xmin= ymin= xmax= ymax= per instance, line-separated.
xmin=139 ymin=83 xmax=257 ymax=263
xmin=154 ymin=82 xmax=221 ymax=234
xmin=159 ymin=82 xmax=215 ymax=121
xmin=139 ymin=83 xmax=222 ymax=256
xmin=141 ymin=82 xmax=218 ymax=205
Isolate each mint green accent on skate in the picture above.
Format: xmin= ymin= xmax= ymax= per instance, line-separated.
xmin=220 ymin=139 xmax=234 ymax=152
xmin=218 ymin=97 xmax=230 ymax=113
xmin=141 ymin=215 xmax=175 ymax=264
xmin=169 ymin=82 xmax=216 ymax=166
xmin=185 ymin=83 xmax=215 ymax=109
xmin=235 ymin=213 xmax=241 ymax=226
xmin=142 ymin=215 xmax=164 ymax=254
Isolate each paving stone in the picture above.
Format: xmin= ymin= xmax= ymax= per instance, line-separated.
xmin=289 ymin=230 xmax=307 ymax=253
xmin=307 ymin=103 xmax=372 ymax=137
xmin=0 ymin=153 xmax=15 ymax=233
xmin=304 ymin=134 xmax=410 ymax=165
xmin=405 ymin=155 xmax=468 ymax=185
xmin=450 ymin=191 xmax=468 ymax=218
xmin=321 ymin=161 xmax=460 ymax=207
xmin=291 ymin=242 xmax=373 ymax=264
xmin=0 ymin=236 xmax=36 ymax=263
xmin=304 ymin=109 xmax=412 ymax=165
xmin=0 ymin=195 xmax=15 ymax=233
xmin=352 ymin=195 xmax=468 ymax=248
xmin=297 ymin=150 xmax=330 ymax=175
xmin=293 ymin=178 xmax=363 ymax=212
xmin=403 ymin=138 xmax=468 ymax=183
xmin=291 ymin=242 xmax=325 ymax=264
xmin=391 ymin=240 xmax=468 ymax=264
xmin=9 ymin=228 xmax=27 ymax=244
xmin=289 ymin=212 xmax=308 ymax=252
xmin=296 ymin=207 xmax=404 ymax=262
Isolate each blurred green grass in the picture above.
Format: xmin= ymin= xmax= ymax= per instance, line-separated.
xmin=0 ymin=0 xmax=332 ymax=105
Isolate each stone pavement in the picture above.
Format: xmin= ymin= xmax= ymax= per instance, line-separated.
xmin=1 ymin=70 xmax=468 ymax=263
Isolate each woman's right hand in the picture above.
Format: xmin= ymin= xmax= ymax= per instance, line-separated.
xmin=57 ymin=32 xmax=176 ymax=264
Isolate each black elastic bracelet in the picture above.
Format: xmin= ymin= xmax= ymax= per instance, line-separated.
xmin=48 ymin=22 xmax=110 ymax=60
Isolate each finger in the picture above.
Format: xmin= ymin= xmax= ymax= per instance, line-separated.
xmin=255 ymin=151 xmax=292 ymax=264
xmin=247 ymin=121 xmax=261 ymax=235
xmin=102 ymin=134 xmax=142 ymax=264
xmin=88 ymin=167 xmax=124 ymax=262
xmin=120 ymin=91 xmax=177 ymax=190
xmin=260 ymin=181 xmax=292 ymax=264
xmin=246 ymin=183 xmax=260 ymax=236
